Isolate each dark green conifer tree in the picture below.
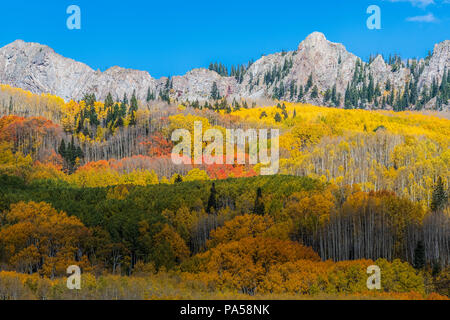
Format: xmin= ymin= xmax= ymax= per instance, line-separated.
xmin=207 ymin=183 xmax=217 ymax=214
xmin=253 ymin=187 xmax=265 ymax=215
xmin=274 ymin=112 xmax=282 ymax=122
xmin=431 ymin=176 xmax=448 ymax=212
xmin=413 ymin=240 xmax=426 ymax=270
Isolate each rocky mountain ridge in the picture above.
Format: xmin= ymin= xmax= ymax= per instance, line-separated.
xmin=0 ymin=32 xmax=448 ymax=110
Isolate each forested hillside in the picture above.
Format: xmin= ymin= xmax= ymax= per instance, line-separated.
xmin=0 ymin=84 xmax=449 ymax=300
xmin=0 ymin=175 xmax=449 ymax=299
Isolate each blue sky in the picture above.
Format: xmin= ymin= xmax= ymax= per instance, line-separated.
xmin=0 ymin=0 xmax=448 ymax=78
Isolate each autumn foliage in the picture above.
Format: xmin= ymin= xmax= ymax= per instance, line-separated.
xmin=0 ymin=201 xmax=91 ymax=277
xmin=0 ymin=85 xmax=448 ymax=300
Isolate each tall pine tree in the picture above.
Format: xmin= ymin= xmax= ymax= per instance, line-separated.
xmin=431 ymin=176 xmax=448 ymax=212
xmin=413 ymin=240 xmax=426 ymax=270
xmin=253 ymin=187 xmax=265 ymax=215
xmin=207 ymin=183 xmax=217 ymax=214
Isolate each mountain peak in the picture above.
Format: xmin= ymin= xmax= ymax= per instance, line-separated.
xmin=434 ymin=39 xmax=450 ymax=53
xmin=298 ymin=32 xmax=331 ymax=51
xmin=5 ymin=39 xmax=45 ymax=49
xmin=305 ymin=31 xmax=327 ymax=42
xmin=2 ymin=39 xmax=56 ymax=57
xmin=10 ymin=39 xmax=25 ymax=45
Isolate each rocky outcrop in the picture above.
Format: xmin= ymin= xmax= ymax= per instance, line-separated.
xmin=170 ymin=68 xmax=239 ymax=101
xmin=0 ymin=40 xmax=160 ymax=102
xmin=0 ymin=33 xmax=448 ymax=109
xmin=419 ymin=40 xmax=450 ymax=89
xmin=240 ymin=32 xmax=359 ymax=99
